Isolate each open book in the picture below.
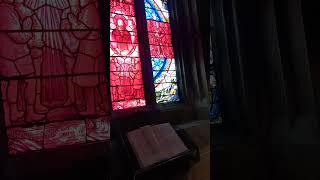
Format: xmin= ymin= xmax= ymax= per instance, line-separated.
xmin=127 ymin=123 xmax=188 ymax=168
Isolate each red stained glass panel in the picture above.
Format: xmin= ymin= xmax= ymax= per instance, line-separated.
xmin=1 ymin=75 xmax=110 ymax=126
xmin=110 ymin=14 xmax=137 ymax=32
xmin=110 ymin=42 xmax=140 ymax=57
xmin=110 ymin=57 xmax=142 ymax=72
xmin=0 ymin=1 xmax=101 ymax=31
xmin=44 ymin=120 xmax=86 ymax=149
xmin=86 ymin=117 xmax=110 ymax=141
xmin=6 ymin=117 xmax=111 ymax=154
xmin=7 ymin=125 xmax=44 ymax=154
xmin=110 ymin=0 xmax=146 ymax=110
xmin=148 ymin=32 xmax=172 ymax=46
xmin=149 ymin=45 xmax=174 ymax=58
xmin=147 ymin=21 xmax=172 ymax=34
xmin=111 ymin=85 xmax=145 ymax=101
xmin=112 ymin=0 xmax=134 ymax=4
xmin=0 ymin=31 xmax=106 ymax=78
xmin=110 ymin=71 xmax=143 ymax=86
xmin=110 ymin=30 xmax=139 ymax=43
xmin=110 ymin=1 xmax=135 ymax=16
xmin=112 ymin=99 xmax=146 ymax=110
xmin=0 ymin=0 xmax=111 ymax=155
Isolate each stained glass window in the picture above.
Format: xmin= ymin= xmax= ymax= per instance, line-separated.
xmin=1 ymin=0 xmax=181 ymax=154
xmin=110 ymin=0 xmax=146 ymax=110
xmin=0 ymin=0 xmax=110 ymax=155
xmin=144 ymin=0 xmax=179 ymax=103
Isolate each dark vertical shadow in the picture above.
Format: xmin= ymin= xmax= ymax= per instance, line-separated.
xmin=135 ymin=0 xmax=157 ymax=106
xmin=98 ymin=0 xmax=112 ymax=111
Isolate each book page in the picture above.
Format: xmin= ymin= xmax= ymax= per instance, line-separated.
xmin=127 ymin=127 xmax=152 ymax=167
xmin=127 ymin=125 xmax=162 ymax=167
xmin=152 ymin=123 xmax=188 ymax=159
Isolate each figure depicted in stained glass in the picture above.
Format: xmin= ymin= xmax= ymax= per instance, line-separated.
xmin=0 ymin=3 xmax=47 ymax=124
xmin=0 ymin=0 xmax=109 ymax=124
xmin=110 ymin=0 xmax=146 ymax=109
xmin=110 ymin=14 xmax=138 ymax=56
xmin=68 ymin=3 xmax=108 ymax=116
xmin=22 ymin=0 xmax=70 ymax=107
xmin=0 ymin=0 xmax=111 ymax=154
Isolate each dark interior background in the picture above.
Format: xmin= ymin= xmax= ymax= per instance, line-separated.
xmin=211 ymin=0 xmax=320 ymax=180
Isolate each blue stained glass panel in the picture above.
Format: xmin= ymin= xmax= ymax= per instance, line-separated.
xmin=145 ymin=0 xmax=179 ymax=104
xmin=155 ymin=83 xmax=179 ymax=103
xmin=145 ymin=8 xmax=169 ymax=22
xmin=145 ymin=0 xmax=169 ymax=12
xmin=152 ymin=58 xmax=176 ymax=82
